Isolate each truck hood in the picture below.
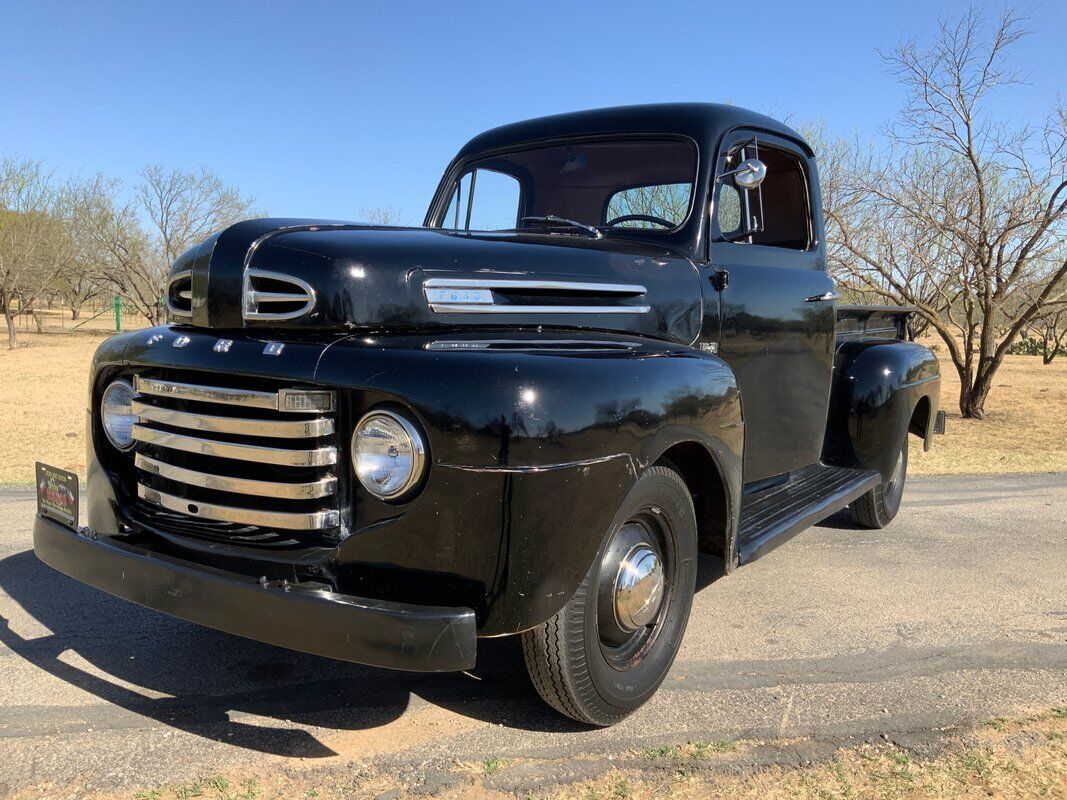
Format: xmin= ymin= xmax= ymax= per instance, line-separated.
xmin=168 ymin=218 xmax=703 ymax=344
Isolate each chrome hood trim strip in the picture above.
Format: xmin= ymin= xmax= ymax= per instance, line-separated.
xmin=423 ymin=277 xmax=650 ymax=315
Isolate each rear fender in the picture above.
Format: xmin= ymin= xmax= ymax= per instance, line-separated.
xmin=822 ymin=341 xmax=940 ymax=482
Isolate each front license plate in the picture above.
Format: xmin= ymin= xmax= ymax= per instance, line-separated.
xmin=35 ymin=462 xmax=79 ymax=530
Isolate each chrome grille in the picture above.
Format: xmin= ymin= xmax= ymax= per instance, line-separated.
xmin=243 ymin=269 xmax=316 ymax=321
xmin=131 ymin=375 xmax=340 ymax=533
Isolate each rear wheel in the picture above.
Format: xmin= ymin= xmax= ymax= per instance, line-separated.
xmin=521 ymin=466 xmax=698 ymax=726
xmin=850 ymin=435 xmax=909 ymax=528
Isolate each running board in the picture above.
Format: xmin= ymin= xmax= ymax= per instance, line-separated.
xmin=738 ymin=465 xmax=880 ymax=564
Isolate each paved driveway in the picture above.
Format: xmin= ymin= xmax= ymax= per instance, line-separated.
xmin=0 ymin=474 xmax=1064 ymax=796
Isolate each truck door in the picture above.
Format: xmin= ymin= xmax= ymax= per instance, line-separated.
xmin=709 ymin=131 xmax=835 ymax=483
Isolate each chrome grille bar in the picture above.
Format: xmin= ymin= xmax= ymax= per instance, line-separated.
xmin=133 ymin=376 xmax=335 ymax=413
xmin=135 ymin=376 xmax=279 ymax=410
xmin=135 ymin=454 xmax=337 ymax=499
xmin=138 ymin=484 xmax=340 ymax=530
xmin=133 ymin=425 xmax=338 ymax=467
xmin=132 ymin=400 xmax=334 ymax=438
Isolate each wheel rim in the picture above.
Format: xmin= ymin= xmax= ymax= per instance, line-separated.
xmin=596 ymin=511 xmax=673 ymax=667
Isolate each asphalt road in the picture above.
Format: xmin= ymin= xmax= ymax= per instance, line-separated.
xmin=0 ymin=473 xmax=1064 ymax=797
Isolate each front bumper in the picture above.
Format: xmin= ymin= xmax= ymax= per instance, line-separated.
xmin=33 ymin=514 xmax=477 ymax=672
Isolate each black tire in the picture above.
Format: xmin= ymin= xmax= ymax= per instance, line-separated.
xmin=520 ymin=466 xmax=698 ymax=726
xmin=850 ymin=435 xmax=909 ymax=529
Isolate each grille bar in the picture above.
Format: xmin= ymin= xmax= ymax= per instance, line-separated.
xmin=135 ymin=454 xmax=337 ymax=499
xmin=138 ymin=484 xmax=340 ymax=530
xmin=133 ymin=376 xmax=335 ymax=413
xmin=132 ymin=425 xmax=338 ymax=467
xmin=135 ymin=376 xmax=279 ymax=410
xmin=131 ymin=400 xmax=334 ymax=438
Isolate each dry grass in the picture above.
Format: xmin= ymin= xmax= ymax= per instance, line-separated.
xmin=0 ymin=328 xmax=1064 ymax=485
xmin=46 ymin=708 xmax=1066 ymax=799
xmin=910 ymin=339 xmax=1067 ymax=476
xmin=549 ymin=708 xmax=1067 ymax=800
xmin=0 ymin=328 xmax=113 ymax=483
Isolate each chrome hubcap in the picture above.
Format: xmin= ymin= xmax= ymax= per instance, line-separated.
xmin=597 ymin=518 xmax=670 ymax=654
xmin=613 ymin=544 xmax=664 ymax=631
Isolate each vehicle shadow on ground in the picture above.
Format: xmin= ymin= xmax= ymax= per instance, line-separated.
xmin=0 ymin=549 xmax=728 ymax=757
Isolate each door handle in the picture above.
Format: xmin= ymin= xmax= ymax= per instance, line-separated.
xmin=804 ymin=291 xmax=839 ymax=303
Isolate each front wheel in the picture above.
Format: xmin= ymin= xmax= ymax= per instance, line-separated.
xmin=850 ymin=435 xmax=909 ymax=528
xmin=521 ymin=466 xmax=698 ymax=726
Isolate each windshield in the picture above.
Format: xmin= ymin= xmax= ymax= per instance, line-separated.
xmin=434 ymin=138 xmax=697 ymax=234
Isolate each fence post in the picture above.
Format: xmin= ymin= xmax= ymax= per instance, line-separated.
xmin=114 ymin=295 xmax=122 ymax=332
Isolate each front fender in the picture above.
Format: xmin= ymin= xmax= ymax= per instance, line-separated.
xmin=316 ymin=333 xmax=743 ymax=634
xmin=823 ymin=340 xmax=940 ymax=482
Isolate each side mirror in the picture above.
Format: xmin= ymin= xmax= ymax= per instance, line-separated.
xmin=733 ymin=158 xmax=767 ymax=190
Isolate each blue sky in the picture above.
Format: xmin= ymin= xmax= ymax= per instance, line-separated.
xmin=2 ymin=0 xmax=1064 ymax=224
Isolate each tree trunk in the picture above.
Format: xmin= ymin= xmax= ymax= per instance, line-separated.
xmin=1044 ymin=337 xmax=1061 ymax=365
xmin=31 ymin=308 xmax=44 ymax=334
xmin=4 ymin=310 xmax=17 ymax=350
xmin=70 ymin=304 xmax=81 ymax=321
xmin=960 ymin=367 xmax=996 ymax=419
xmin=147 ymin=303 xmax=165 ymax=327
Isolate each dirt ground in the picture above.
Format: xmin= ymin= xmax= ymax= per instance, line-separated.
xmin=0 ymin=326 xmax=1064 ymax=485
xmin=36 ymin=708 xmax=1067 ymax=799
xmin=912 ymin=338 xmax=1067 ymax=476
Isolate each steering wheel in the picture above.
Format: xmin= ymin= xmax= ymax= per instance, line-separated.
xmin=604 ymin=214 xmax=675 ymax=229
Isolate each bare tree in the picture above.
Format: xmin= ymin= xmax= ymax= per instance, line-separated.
xmin=77 ymin=176 xmax=159 ymax=324
xmin=87 ymin=166 xmax=257 ymax=325
xmin=0 ymin=158 xmax=65 ymax=348
xmin=55 ymin=270 xmax=102 ymax=320
xmin=823 ymin=8 xmax=1067 ymax=418
xmin=1035 ymin=306 xmax=1066 ymax=364
xmin=358 ymin=205 xmax=406 ymax=226
xmin=605 ymin=183 xmax=691 ymax=227
xmin=138 ymin=165 xmax=257 ymax=269
xmin=53 ymin=181 xmax=105 ymax=320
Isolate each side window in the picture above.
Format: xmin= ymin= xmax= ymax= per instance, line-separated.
xmin=439 ymin=168 xmax=521 ymax=231
xmin=716 ymin=142 xmax=812 ymax=250
xmin=605 ymin=183 xmax=692 ymax=229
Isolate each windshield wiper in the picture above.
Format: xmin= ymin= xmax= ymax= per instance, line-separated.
xmin=518 ymin=215 xmax=603 ymax=239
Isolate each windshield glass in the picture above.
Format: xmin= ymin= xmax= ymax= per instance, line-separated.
xmin=435 ymin=138 xmax=697 ymax=234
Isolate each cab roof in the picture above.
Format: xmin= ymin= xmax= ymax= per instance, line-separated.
xmin=453 ymin=103 xmax=811 ymax=161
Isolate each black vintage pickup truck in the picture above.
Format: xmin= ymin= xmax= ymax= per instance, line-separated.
xmin=33 ymin=103 xmax=941 ymax=725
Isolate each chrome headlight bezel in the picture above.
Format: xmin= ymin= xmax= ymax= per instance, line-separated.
xmin=100 ymin=379 xmax=136 ymax=452
xmin=351 ymin=409 xmax=427 ymax=501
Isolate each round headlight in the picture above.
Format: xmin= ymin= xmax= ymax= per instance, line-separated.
xmin=101 ymin=379 xmax=136 ymax=451
xmin=352 ymin=410 xmax=426 ymax=500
